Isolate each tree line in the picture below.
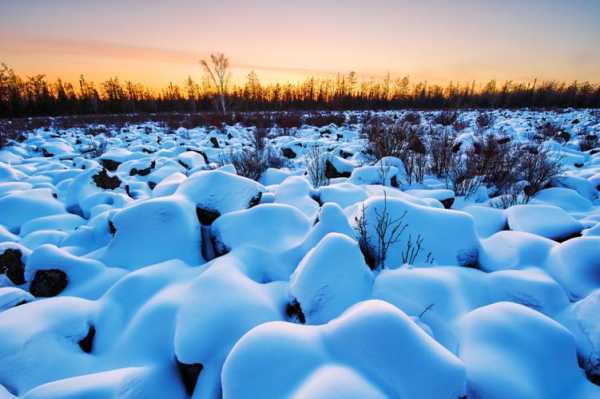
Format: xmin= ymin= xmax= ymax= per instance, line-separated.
xmin=1 ymin=54 xmax=600 ymax=118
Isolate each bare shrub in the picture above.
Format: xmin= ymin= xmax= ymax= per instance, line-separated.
xmin=536 ymin=121 xmax=569 ymax=143
xmin=354 ymin=192 xmax=408 ymax=270
xmin=274 ymin=112 xmax=302 ymax=132
xmin=306 ymin=145 xmax=329 ymax=188
xmin=363 ymin=118 xmax=427 ymax=184
xmin=453 ymin=175 xmax=484 ymax=198
xmin=303 ymin=112 xmax=345 ymax=127
xmin=476 ymin=112 xmax=495 ymax=130
xmin=401 ymin=234 xmax=434 ymax=264
xmin=578 ymin=129 xmax=599 ymax=151
xmin=362 ymin=116 xmax=399 ymax=159
xmin=401 ymin=133 xmax=427 ymax=185
xmin=402 ymin=111 xmax=421 ymax=125
xmin=429 ymin=126 xmax=455 ymax=180
xmin=230 ymin=127 xmax=285 ymax=180
xmin=354 ymin=192 xmax=433 ymax=269
xmin=82 ymin=140 xmax=108 ymax=159
xmin=452 ymin=118 xmax=469 ymax=131
xmin=519 ymin=146 xmax=563 ymax=199
xmin=464 ymin=135 xmax=520 ymax=194
xmin=433 ymin=110 xmax=459 ymax=126
xmin=490 ymin=186 xmax=528 ymax=209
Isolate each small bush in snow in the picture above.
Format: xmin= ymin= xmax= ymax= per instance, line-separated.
xmin=402 ymin=111 xmax=421 ymax=125
xmin=305 ymin=145 xmax=329 ymax=188
xmin=303 ymin=112 xmax=345 ymax=127
xmin=536 ymin=121 xmax=569 ymax=143
xmin=490 ymin=186 xmax=529 ymax=209
xmin=230 ymin=127 xmax=285 ymax=180
xmin=401 ymin=233 xmax=434 ymax=265
xmin=476 ymin=112 xmax=495 ymax=131
xmin=363 ymin=118 xmax=427 ymax=184
xmin=429 ymin=126 xmax=456 ymax=182
xmin=452 ymin=118 xmax=469 ymax=132
xmin=578 ymin=129 xmax=599 ymax=151
xmin=519 ymin=146 xmax=563 ymax=199
xmin=433 ymin=110 xmax=459 ymax=126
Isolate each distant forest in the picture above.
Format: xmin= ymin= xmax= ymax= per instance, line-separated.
xmin=1 ymin=62 xmax=600 ymax=118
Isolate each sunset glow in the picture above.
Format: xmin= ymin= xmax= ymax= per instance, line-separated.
xmin=1 ymin=0 xmax=600 ymax=88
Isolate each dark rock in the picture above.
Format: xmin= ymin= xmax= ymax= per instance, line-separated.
xmin=92 ymin=169 xmax=121 ymax=190
xmin=339 ymin=149 xmax=353 ymax=159
xmin=281 ymin=147 xmax=297 ymax=159
xmin=309 ymin=192 xmax=322 ymax=206
xmin=575 ymin=163 xmax=584 ymax=168
xmin=178 ymin=160 xmax=190 ymax=169
xmin=497 ymin=136 xmax=511 ymax=144
xmin=558 ymin=131 xmax=571 ymax=142
xmin=30 ymin=269 xmax=68 ymax=297
xmin=451 ymin=142 xmax=462 ymax=153
xmin=286 ymin=299 xmax=306 ymax=324
xmin=440 ymin=198 xmax=455 ymax=209
xmin=130 ymin=161 xmax=155 ymax=177
xmin=457 ymin=248 xmax=480 ymax=269
xmin=390 ymin=175 xmax=399 ymax=188
xmin=124 ymin=185 xmax=134 ymax=199
xmin=248 ymin=192 xmax=263 ymax=208
xmin=209 ymin=137 xmax=220 ymax=148
xmin=325 ymin=160 xmax=351 ymax=179
xmin=101 ymin=159 xmax=120 ymax=172
xmin=554 ymin=231 xmax=582 ymax=243
xmin=196 ymin=207 xmax=221 ymax=226
xmin=176 ymin=357 xmax=203 ymax=396
xmin=78 ymin=325 xmax=96 ymax=353
xmin=186 ymin=149 xmax=209 ymax=163
xmin=579 ymin=354 xmax=600 ymax=386
xmin=108 ymin=221 xmax=117 ymax=235
xmin=0 ymin=249 xmax=25 ymax=285
xmin=148 ymin=181 xmax=157 ymax=190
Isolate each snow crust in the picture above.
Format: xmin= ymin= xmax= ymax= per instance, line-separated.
xmin=1 ymin=109 xmax=599 ymax=398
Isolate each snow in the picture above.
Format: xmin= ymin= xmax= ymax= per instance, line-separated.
xmin=212 ymin=204 xmax=311 ymax=254
xmin=458 ymin=302 xmax=598 ymax=399
xmin=506 ymin=204 xmax=583 ymax=240
xmin=289 ymin=233 xmax=373 ymax=324
xmin=1 ymin=109 xmax=600 ymax=397
xmin=222 ymin=300 xmax=466 ymax=399
xmin=463 ymin=205 xmax=507 ymax=237
xmin=176 ymin=169 xmax=264 ymax=217
xmin=546 ymin=237 xmax=600 ymax=299
xmin=0 ymin=188 xmax=66 ymax=233
xmin=347 ymin=194 xmax=480 ymax=267
xmin=94 ymin=196 xmax=202 ymax=269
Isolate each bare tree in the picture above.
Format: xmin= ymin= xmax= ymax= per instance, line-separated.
xmin=200 ymin=53 xmax=230 ymax=114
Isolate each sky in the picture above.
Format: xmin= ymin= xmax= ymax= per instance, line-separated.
xmin=1 ymin=0 xmax=599 ymax=89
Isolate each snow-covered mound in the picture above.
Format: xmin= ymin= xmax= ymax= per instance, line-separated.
xmin=0 ymin=109 xmax=599 ymax=398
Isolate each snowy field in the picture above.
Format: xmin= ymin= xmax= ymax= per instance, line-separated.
xmin=1 ymin=109 xmax=600 ymax=398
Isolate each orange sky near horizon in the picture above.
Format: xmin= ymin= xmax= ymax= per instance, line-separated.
xmin=1 ymin=0 xmax=599 ymax=90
